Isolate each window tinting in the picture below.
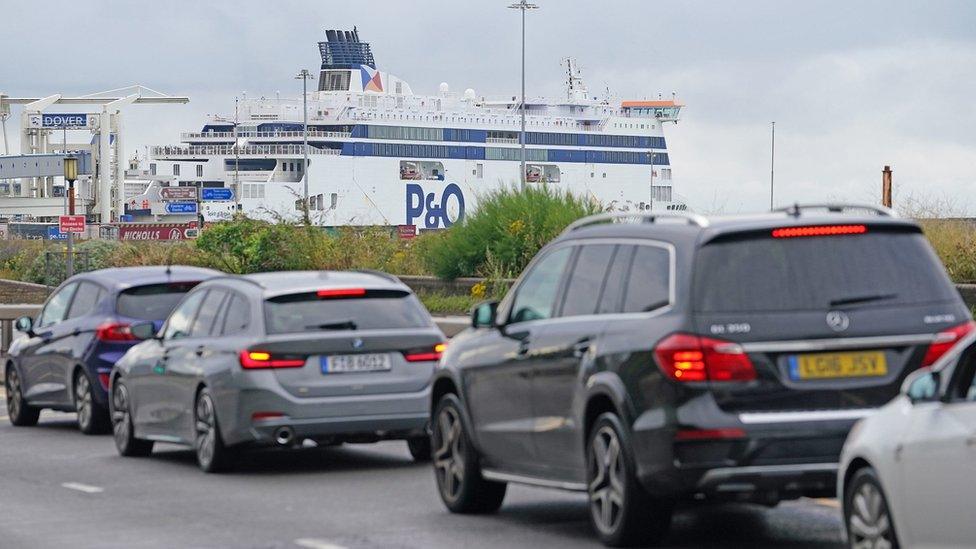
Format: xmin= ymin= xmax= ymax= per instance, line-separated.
xmin=221 ymin=295 xmax=250 ymax=335
xmin=561 ymin=245 xmax=615 ymax=317
xmin=190 ymin=290 xmax=227 ymax=337
xmin=116 ymin=282 xmax=200 ymax=321
xmin=509 ymin=247 xmax=572 ymax=323
xmin=597 ymin=246 xmax=634 ymax=314
xmin=694 ymin=231 xmax=958 ymax=313
xmin=264 ymin=291 xmax=429 ymax=334
xmin=67 ymin=282 xmax=104 ymax=319
xmin=163 ymin=291 xmax=206 ymax=340
xmin=39 ymin=283 xmax=77 ymax=327
xmin=623 ymin=246 xmax=671 ymax=313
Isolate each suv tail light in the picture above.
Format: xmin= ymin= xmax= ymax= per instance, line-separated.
xmin=922 ymin=321 xmax=976 ymax=367
xmin=96 ymin=322 xmax=135 ymax=342
xmin=403 ymin=343 xmax=446 ymax=363
xmin=239 ymin=350 xmax=306 ymax=369
xmin=654 ymin=333 xmax=756 ymax=382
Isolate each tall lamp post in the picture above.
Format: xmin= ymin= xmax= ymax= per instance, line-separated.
xmin=296 ymin=69 xmax=313 ymax=224
xmin=648 ymin=149 xmax=656 ymax=212
xmin=769 ymin=121 xmax=775 ymax=211
xmin=508 ymin=0 xmax=538 ymax=191
xmin=63 ymin=157 xmax=78 ymax=278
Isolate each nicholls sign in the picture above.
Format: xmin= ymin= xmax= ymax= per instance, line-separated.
xmin=117 ymin=222 xmax=197 ymax=241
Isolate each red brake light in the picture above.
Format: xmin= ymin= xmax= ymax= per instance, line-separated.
xmin=771 ymin=225 xmax=867 ymax=238
xmin=317 ymin=288 xmax=367 ymax=298
xmin=403 ymin=343 xmax=446 ymax=362
xmin=654 ymin=333 xmax=756 ymax=382
xmin=922 ymin=321 xmax=976 ymax=367
xmin=96 ymin=322 xmax=135 ymax=342
xmin=239 ymin=350 xmax=306 ymax=369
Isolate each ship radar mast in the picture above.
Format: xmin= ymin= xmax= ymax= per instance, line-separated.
xmin=563 ymin=58 xmax=589 ymax=103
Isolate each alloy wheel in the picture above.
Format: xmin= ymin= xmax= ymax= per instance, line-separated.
xmin=74 ymin=374 xmax=92 ymax=430
xmin=195 ymin=394 xmax=217 ymax=468
xmin=111 ymin=383 xmax=132 ymax=448
xmin=589 ymin=425 xmax=626 ymax=535
xmin=433 ymin=405 xmax=465 ymax=501
xmin=849 ymin=481 xmax=895 ymax=549
xmin=6 ymin=369 xmax=21 ymax=418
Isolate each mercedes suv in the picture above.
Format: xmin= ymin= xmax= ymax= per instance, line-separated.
xmin=428 ymin=204 xmax=971 ymax=546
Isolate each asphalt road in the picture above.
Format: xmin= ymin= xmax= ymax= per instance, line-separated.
xmin=0 ymin=395 xmax=845 ymax=549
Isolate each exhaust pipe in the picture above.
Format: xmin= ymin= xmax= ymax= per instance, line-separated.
xmin=274 ymin=426 xmax=295 ymax=446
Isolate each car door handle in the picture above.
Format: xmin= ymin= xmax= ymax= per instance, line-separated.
xmin=517 ymin=341 xmax=531 ymax=356
xmin=572 ymin=340 xmax=591 ymax=358
xmin=195 ymin=346 xmax=205 ymax=357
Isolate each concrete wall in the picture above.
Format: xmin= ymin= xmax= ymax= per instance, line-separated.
xmin=0 ymin=279 xmax=51 ymax=304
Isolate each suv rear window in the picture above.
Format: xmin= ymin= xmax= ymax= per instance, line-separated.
xmin=264 ymin=290 xmax=430 ymax=334
xmin=694 ymin=230 xmax=957 ymax=313
xmin=116 ymin=281 xmax=201 ymax=321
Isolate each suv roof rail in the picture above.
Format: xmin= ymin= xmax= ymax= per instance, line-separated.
xmin=562 ymin=211 xmax=709 ymax=235
xmin=773 ymin=203 xmax=898 ymax=218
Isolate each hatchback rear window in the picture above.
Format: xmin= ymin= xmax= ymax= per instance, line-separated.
xmin=116 ymin=281 xmax=201 ymax=321
xmin=694 ymin=230 xmax=957 ymax=313
xmin=264 ymin=290 xmax=430 ymax=334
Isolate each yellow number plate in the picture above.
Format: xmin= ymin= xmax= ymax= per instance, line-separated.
xmin=789 ymin=351 xmax=888 ymax=380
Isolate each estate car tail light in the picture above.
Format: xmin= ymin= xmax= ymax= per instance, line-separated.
xmin=654 ymin=333 xmax=756 ymax=382
xmin=403 ymin=343 xmax=447 ymax=363
xmin=95 ymin=322 xmax=135 ymax=342
xmin=771 ymin=225 xmax=867 ymax=238
xmin=239 ymin=350 xmax=306 ymax=369
xmin=317 ymin=288 xmax=367 ymax=298
xmin=922 ymin=320 xmax=976 ymax=367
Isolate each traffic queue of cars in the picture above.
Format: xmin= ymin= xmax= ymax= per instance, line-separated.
xmin=3 ymin=204 xmax=974 ymax=547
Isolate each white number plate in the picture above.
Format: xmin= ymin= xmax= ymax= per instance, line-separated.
xmin=321 ymin=353 xmax=391 ymax=374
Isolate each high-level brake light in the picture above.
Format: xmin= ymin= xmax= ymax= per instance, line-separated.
xmin=95 ymin=322 xmax=135 ymax=342
xmin=239 ymin=350 xmax=306 ymax=369
xmin=317 ymin=288 xmax=367 ymax=298
xmin=771 ymin=225 xmax=867 ymax=238
xmin=922 ymin=321 xmax=976 ymax=367
xmin=654 ymin=333 xmax=756 ymax=382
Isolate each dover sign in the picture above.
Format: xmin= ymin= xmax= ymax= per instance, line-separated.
xmin=28 ymin=113 xmax=95 ymax=129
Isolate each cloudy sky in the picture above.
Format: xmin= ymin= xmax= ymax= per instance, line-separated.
xmin=3 ymin=0 xmax=974 ymax=213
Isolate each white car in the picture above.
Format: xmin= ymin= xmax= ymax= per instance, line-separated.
xmin=839 ymin=326 xmax=976 ymax=548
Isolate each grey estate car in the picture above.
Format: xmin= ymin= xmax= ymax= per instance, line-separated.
xmin=429 ymin=205 xmax=970 ymax=546
xmin=110 ymin=270 xmax=445 ymax=472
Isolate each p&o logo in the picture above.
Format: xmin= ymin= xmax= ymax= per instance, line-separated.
xmin=406 ymin=183 xmax=466 ymax=229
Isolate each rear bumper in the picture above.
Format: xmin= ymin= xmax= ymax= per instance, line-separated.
xmin=631 ymin=407 xmax=872 ymax=501
xmin=217 ymin=382 xmax=431 ymax=446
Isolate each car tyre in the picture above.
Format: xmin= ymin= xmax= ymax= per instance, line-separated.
xmin=194 ymin=388 xmax=236 ymax=473
xmin=432 ymin=394 xmax=506 ymax=513
xmin=5 ymin=366 xmax=40 ymax=427
xmin=407 ymin=435 xmax=432 ymax=462
xmin=844 ymin=467 xmax=900 ymax=549
xmin=74 ymin=370 xmax=111 ymax=435
xmin=586 ymin=412 xmax=672 ymax=547
xmin=110 ymin=379 xmax=153 ymax=457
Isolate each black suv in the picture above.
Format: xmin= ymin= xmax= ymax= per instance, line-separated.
xmin=429 ymin=205 xmax=970 ymax=546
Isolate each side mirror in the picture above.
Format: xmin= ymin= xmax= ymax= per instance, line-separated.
xmin=129 ymin=321 xmax=158 ymax=341
xmin=902 ymin=368 xmax=941 ymax=404
xmin=14 ymin=316 xmax=34 ymax=336
xmin=471 ymin=301 xmax=499 ymax=329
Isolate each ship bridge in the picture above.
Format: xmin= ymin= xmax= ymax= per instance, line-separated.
xmin=621 ymin=100 xmax=683 ymax=123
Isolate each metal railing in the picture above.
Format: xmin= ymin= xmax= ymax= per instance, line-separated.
xmin=151 ymin=145 xmax=341 ymax=157
xmin=181 ymin=131 xmax=351 ymax=140
xmin=562 ymin=211 xmax=710 ymax=235
xmin=485 ymin=137 xmax=519 ymax=144
xmin=0 ymin=304 xmax=41 ymax=357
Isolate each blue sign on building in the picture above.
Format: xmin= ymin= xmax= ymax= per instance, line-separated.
xmin=47 ymin=226 xmax=68 ymax=240
xmin=119 ymin=214 xmax=134 ymax=222
xmin=165 ymin=202 xmax=198 ymax=214
xmin=201 ymin=188 xmax=234 ymax=201
xmin=40 ymin=113 xmax=90 ymax=128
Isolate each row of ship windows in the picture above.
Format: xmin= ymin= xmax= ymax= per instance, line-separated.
xmin=151 ymin=164 xmax=205 ymax=177
xmin=351 ymin=110 xmax=658 ymax=130
xmin=360 ymin=143 xmax=670 ymax=165
xmin=357 ymin=125 xmax=665 ymax=149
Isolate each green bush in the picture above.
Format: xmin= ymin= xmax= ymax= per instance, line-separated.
xmin=424 ymin=185 xmax=603 ymax=279
xmin=918 ymin=219 xmax=976 ymax=283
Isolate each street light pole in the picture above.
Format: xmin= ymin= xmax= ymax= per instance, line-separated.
xmin=509 ymin=0 xmax=538 ymax=191
xmin=770 ymin=121 xmax=775 ymax=211
xmin=296 ymin=69 xmax=312 ymax=224
xmin=63 ymin=157 xmax=78 ymax=279
xmin=649 ymin=149 xmax=655 ymax=212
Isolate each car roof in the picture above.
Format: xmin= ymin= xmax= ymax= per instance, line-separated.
xmin=212 ymin=270 xmax=409 ymax=299
xmin=72 ymin=266 xmax=222 ymax=291
xmin=558 ymin=209 xmax=920 ymax=246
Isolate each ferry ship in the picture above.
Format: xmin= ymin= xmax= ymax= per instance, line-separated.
xmin=130 ymin=28 xmax=685 ymax=229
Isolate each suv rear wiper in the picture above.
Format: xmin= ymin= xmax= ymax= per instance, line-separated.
xmin=306 ymin=320 xmax=358 ymax=331
xmin=828 ymin=293 xmax=898 ymax=307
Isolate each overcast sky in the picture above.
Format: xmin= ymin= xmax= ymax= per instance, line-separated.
xmin=3 ymin=0 xmax=974 ymax=214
